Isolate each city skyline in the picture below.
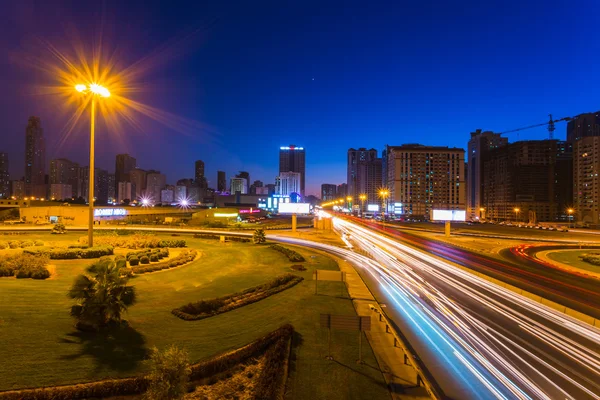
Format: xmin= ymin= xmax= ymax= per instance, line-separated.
xmin=2 ymin=1 xmax=599 ymax=196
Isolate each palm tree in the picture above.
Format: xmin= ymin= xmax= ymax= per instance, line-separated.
xmin=253 ymin=228 xmax=266 ymax=244
xmin=68 ymin=257 xmax=136 ymax=331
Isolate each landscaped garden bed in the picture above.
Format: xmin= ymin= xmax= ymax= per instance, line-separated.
xmin=0 ymin=253 xmax=51 ymax=279
xmin=129 ymin=249 xmax=199 ymax=274
xmin=24 ymin=245 xmax=114 ymax=259
xmin=0 ymin=324 xmax=294 ymax=400
xmin=172 ymin=274 xmax=303 ymax=321
xmin=269 ymin=244 xmax=305 ymax=262
xmin=79 ymin=233 xmax=186 ymax=249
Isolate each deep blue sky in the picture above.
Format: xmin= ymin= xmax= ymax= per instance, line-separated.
xmin=1 ymin=0 xmax=599 ymax=196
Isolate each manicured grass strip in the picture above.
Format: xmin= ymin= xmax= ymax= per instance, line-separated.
xmin=0 ymin=324 xmax=294 ymax=400
xmin=172 ymin=274 xmax=304 ymax=321
xmin=269 ymin=244 xmax=306 ymax=262
xmin=130 ymin=249 xmax=198 ymax=275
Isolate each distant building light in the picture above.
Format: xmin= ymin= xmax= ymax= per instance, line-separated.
xmin=280 ymin=146 xmax=304 ymax=150
xmin=214 ymin=213 xmax=238 ymax=218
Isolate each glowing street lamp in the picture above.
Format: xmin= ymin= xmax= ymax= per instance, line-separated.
xmin=379 ymin=189 xmax=390 ymax=221
xmin=513 ymin=207 xmax=520 ymax=223
xmin=346 ymin=196 xmax=353 ymax=212
xmin=479 ymin=207 xmax=485 ymax=221
xmin=567 ymin=208 xmax=575 ymax=228
xmin=359 ymin=194 xmax=367 ymax=218
xmin=75 ymin=83 xmax=111 ymax=247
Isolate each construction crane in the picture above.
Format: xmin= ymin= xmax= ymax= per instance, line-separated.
xmin=499 ymin=114 xmax=574 ymax=140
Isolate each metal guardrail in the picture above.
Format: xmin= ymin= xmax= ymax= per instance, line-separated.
xmin=368 ymin=303 xmax=449 ymax=400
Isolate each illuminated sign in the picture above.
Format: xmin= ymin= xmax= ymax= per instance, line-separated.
xmin=367 ymin=204 xmax=379 ymax=212
xmin=214 ymin=213 xmax=239 ymax=218
xmin=280 ymin=146 xmax=304 ymax=150
xmin=278 ymin=202 xmax=310 ymax=214
xmin=430 ymin=210 xmax=466 ymax=222
xmin=94 ymin=208 xmax=127 ymax=217
xmin=239 ymin=209 xmax=261 ymax=214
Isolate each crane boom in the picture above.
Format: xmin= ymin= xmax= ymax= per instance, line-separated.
xmin=497 ymin=111 xmax=600 ymax=138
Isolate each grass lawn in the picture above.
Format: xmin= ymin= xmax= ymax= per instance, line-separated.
xmin=0 ymin=233 xmax=389 ymax=399
xmin=546 ymin=249 xmax=600 ymax=274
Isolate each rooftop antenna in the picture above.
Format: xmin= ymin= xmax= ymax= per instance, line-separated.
xmin=548 ymin=114 xmax=555 ymax=140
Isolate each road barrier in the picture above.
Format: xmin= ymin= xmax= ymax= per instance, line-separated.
xmin=368 ymin=304 xmax=448 ymax=400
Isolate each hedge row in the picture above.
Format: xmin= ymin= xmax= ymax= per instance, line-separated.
xmin=0 ymin=253 xmax=50 ymax=280
xmin=126 ymin=248 xmax=169 ymax=266
xmin=580 ymin=253 xmax=600 ymax=266
xmin=24 ymin=246 xmax=114 ymax=260
xmin=130 ymin=249 xmax=198 ymax=274
xmin=172 ymin=274 xmax=303 ymax=321
xmin=269 ymin=244 xmax=306 ymax=262
xmin=254 ymin=326 xmax=293 ymax=400
xmin=0 ymin=324 xmax=294 ymax=400
xmin=79 ymin=234 xmax=186 ymax=249
xmin=0 ymin=240 xmax=44 ymax=250
xmin=192 ymin=233 xmax=251 ymax=242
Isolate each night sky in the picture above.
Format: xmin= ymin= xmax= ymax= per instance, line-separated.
xmin=1 ymin=0 xmax=599 ymax=196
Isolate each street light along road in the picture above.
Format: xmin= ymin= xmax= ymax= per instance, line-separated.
xmin=75 ymin=83 xmax=111 ymax=247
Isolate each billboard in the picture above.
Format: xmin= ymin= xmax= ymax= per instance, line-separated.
xmin=278 ymin=202 xmax=310 ymax=214
xmin=430 ymin=209 xmax=466 ymax=221
xmin=367 ymin=204 xmax=379 ymax=212
xmin=94 ymin=208 xmax=127 ymax=217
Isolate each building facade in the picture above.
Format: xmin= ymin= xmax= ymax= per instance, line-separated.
xmin=555 ymin=141 xmax=573 ymax=221
xmin=230 ymin=177 xmax=248 ymax=194
xmin=24 ymin=116 xmax=46 ymax=198
xmin=11 ymin=180 xmax=25 ymax=199
xmin=386 ymin=144 xmax=465 ymax=217
xmin=194 ymin=160 xmax=207 ymax=188
xmin=574 ymin=136 xmax=600 ymax=225
xmin=347 ymin=148 xmax=382 ymax=205
xmin=217 ymin=171 xmax=226 ymax=192
xmin=146 ymin=171 xmax=167 ymax=203
xmin=483 ymin=140 xmax=558 ymax=222
xmin=50 ymin=158 xmax=81 ymax=198
xmin=117 ymin=182 xmax=132 ymax=204
xmin=0 ymin=153 xmax=9 ymax=198
xmin=567 ymin=112 xmax=600 ymax=144
xmin=129 ymin=168 xmax=147 ymax=200
xmin=321 ymin=184 xmax=337 ymax=201
xmin=276 ymin=172 xmax=301 ymax=197
xmin=50 ymin=183 xmax=72 ymax=201
xmin=114 ymin=154 xmax=137 ymax=195
xmin=279 ymin=145 xmax=306 ymax=195
xmin=466 ymin=130 xmax=508 ymax=220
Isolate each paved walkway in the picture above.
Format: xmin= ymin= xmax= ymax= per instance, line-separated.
xmin=335 ymin=257 xmax=431 ymax=400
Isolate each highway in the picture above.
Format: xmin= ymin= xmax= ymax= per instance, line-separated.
xmin=352 ymin=218 xmax=600 ymax=320
xmin=275 ymin=216 xmax=600 ymax=400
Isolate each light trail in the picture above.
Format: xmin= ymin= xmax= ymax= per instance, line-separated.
xmin=273 ymin=214 xmax=600 ymax=399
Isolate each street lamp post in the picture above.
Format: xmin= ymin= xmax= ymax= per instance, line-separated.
xmin=379 ymin=189 xmax=389 ymax=221
xmin=567 ymin=208 xmax=574 ymax=229
xmin=359 ymin=194 xmax=366 ymax=218
xmin=75 ymin=83 xmax=110 ymax=247
xmin=346 ymin=196 xmax=353 ymax=214
xmin=479 ymin=207 xmax=485 ymax=222
xmin=513 ymin=207 xmax=520 ymax=224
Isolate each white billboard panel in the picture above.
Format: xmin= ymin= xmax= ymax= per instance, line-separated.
xmin=431 ymin=209 xmax=466 ymax=221
xmin=278 ymin=202 xmax=310 ymax=214
xmin=367 ymin=204 xmax=379 ymax=212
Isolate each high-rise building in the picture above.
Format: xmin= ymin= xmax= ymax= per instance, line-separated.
xmin=161 ymin=189 xmax=174 ymax=203
xmin=107 ymin=174 xmax=116 ymax=203
xmin=574 ymin=137 xmax=600 ymax=225
xmin=50 ymin=184 xmax=72 ymax=201
xmin=276 ymin=172 xmax=301 ymax=197
xmin=80 ymin=167 xmax=110 ymax=204
xmin=567 ymin=112 xmax=600 ymax=144
xmin=279 ymin=145 xmax=306 ymax=195
xmin=129 ymin=168 xmax=147 ymax=200
xmin=466 ymin=130 xmax=508 ymax=220
xmin=0 ymin=153 xmax=10 ymax=198
xmin=236 ymin=171 xmax=250 ymax=189
xmin=483 ymin=140 xmax=558 ymax=222
xmin=337 ymin=183 xmax=347 ymax=198
xmin=230 ymin=177 xmax=248 ymax=194
xmin=114 ymin=154 xmax=137 ymax=195
xmin=555 ymin=141 xmax=573 ymax=220
xmin=249 ymin=180 xmax=263 ymax=195
xmin=217 ymin=171 xmax=226 ymax=192
xmin=11 ymin=180 xmax=25 ymax=199
xmin=347 ymin=148 xmax=382 ymax=205
xmin=175 ymin=185 xmax=187 ymax=201
xmin=146 ymin=170 xmax=167 ymax=203
xmin=24 ymin=116 xmax=46 ymax=198
xmin=194 ymin=160 xmax=207 ymax=188
xmin=117 ymin=182 xmax=132 ymax=203
xmin=265 ymin=183 xmax=276 ymax=196
xmin=321 ymin=184 xmax=337 ymax=201
xmin=386 ymin=144 xmax=465 ymax=217
xmin=50 ymin=158 xmax=81 ymax=198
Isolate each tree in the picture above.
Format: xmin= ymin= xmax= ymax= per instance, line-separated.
xmin=51 ymin=223 xmax=66 ymax=234
xmin=144 ymin=345 xmax=191 ymax=400
xmin=253 ymin=228 xmax=266 ymax=244
xmin=68 ymin=257 xmax=136 ymax=331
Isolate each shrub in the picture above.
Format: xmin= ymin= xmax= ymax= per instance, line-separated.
xmin=34 ymin=240 xmax=45 ymax=246
xmin=24 ymin=246 xmax=114 ymax=260
xmin=8 ymin=240 xmax=20 ymax=249
xmin=253 ymin=228 xmax=266 ymax=244
xmin=140 ymin=256 xmax=150 ymax=264
xmin=0 ymin=253 xmax=50 ymax=279
xmin=0 ymin=241 xmax=8 ymax=249
xmin=20 ymin=240 xmax=34 ymax=248
xmin=150 ymin=254 xmax=159 ymax=262
xmin=269 ymin=244 xmax=305 ymax=262
xmin=129 ymin=257 xmax=139 ymax=266
xmin=580 ymin=253 xmax=600 ymax=266
xmin=144 ymin=345 xmax=191 ymax=400
xmin=291 ymin=264 xmax=306 ymax=271
xmin=51 ymin=223 xmax=66 ymax=234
